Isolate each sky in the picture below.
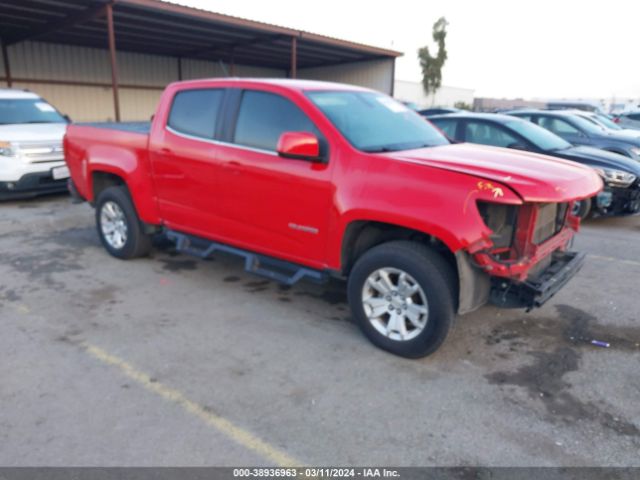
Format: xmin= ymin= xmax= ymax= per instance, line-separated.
xmin=172 ymin=0 xmax=639 ymax=100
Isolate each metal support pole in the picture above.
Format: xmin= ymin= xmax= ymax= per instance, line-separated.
xmin=106 ymin=3 xmax=121 ymax=122
xmin=390 ymin=59 xmax=396 ymax=97
xmin=1 ymin=39 xmax=12 ymax=88
xmin=177 ymin=57 xmax=183 ymax=81
xmin=290 ymin=36 xmax=297 ymax=79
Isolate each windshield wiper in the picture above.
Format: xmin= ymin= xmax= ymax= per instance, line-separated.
xmin=362 ymin=146 xmax=398 ymax=153
xmin=362 ymin=142 xmax=435 ymax=153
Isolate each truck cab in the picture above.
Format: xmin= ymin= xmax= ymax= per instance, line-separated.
xmin=0 ymin=89 xmax=70 ymax=199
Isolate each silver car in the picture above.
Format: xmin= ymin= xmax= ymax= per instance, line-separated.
xmin=573 ymin=110 xmax=640 ymax=138
xmin=615 ymin=111 xmax=640 ymax=131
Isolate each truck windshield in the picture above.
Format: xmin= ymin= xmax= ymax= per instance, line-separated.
xmin=506 ymin=120 xmax=572 ymax=151
xmin=0 ymin=99 xmax=66 ymax=125
xmin=306 ymin=91 xmax=449 ymax=152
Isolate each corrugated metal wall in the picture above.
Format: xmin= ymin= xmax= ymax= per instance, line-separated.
xmin=0 ymin=41 xmax=287 ymax=122
xmin=298 ymin=58 xmax=395 ymax=95
xmin=1 ymin=41 xmax=395 ymax=122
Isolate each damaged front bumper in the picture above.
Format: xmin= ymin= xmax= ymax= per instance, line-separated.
xmin=489 ymin=251 xmax=586 ymax=310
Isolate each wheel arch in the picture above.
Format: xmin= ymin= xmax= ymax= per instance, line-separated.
xmin=339 ymin=219 xmax=491 ymax=315
xmin=88 ymin=165 xmax=161 ymax=225
xmin=91 ymin=170 xmax=127 ymax=202
xmin=340 ymin=220 xmax=457 ymax=276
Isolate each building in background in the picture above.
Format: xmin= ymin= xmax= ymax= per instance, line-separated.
xmin=473 ymin=97 xmax=545 ymax=112
xmin=539 ymin=97 xmax=640 ymax=114
xmin=394 ymin=79 xmax=474 ymax=109
xmin=0 ymin=0 xmax=400 ymax=122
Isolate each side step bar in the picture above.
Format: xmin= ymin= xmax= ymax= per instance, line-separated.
xmin=165 ymin=230 xmax=328 ymax=286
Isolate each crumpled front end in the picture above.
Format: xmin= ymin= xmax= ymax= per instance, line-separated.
xmin=467 ymin=198 xmax=588 ymax=309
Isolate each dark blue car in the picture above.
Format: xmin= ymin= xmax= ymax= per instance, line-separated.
xmin=428 ymin=112 xmax=640 ymax=217
xmin=505 ymin=109 xmax=640 ymax=160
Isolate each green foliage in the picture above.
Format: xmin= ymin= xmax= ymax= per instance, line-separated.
xmin=454 ymin=101 xmax=472 ymax=110
xmin=418 ymin=17 xmax=449 ymax=96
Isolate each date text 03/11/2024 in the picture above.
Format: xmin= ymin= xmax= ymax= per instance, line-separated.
xmin=232 ymin=468 xmax=400 ymax=478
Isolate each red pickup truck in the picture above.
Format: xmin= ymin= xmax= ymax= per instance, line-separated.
xmin=64 ymin=78 xmax=602 ymax=358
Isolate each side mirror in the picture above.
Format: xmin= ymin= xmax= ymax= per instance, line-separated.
xmin=63 ymin=114 xmax=72 ymax=123
xmin=277 ymin=132 xmax=322 ymax=161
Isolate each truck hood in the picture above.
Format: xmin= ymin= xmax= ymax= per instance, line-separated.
xmin=389 ymin=143 xmax=603 ymax=202
xmin=0 ymin=123 xmax=67 ymax=143
xmin=556 ymin=146 xmax=640 ymax=176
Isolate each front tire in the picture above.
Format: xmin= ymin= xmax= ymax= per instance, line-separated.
xmin=347 ymin=241 xmax=456 ymax=358
xmin=95 ymin=186 xmax=152 ymax=259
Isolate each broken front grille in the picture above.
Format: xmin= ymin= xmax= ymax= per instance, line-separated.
xmin=533 ymin=202 xmax=569 ymax=244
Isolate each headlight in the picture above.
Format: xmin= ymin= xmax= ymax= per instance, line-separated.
xmin=0 ymin=141 xmax=18 ymax=158
xmin=594 ymin=167 xmax=637 ymax=188
xmin=630 ymin=147 xmax=640 ymax=157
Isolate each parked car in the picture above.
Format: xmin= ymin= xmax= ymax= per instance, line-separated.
xmin=506 ymin=109 xmax=640 ymax=160
xmin=0 ymin=89 xmax=70 ymax=199
xmin=429 ymin=113 xmax=640 ymax=217
xmin=64 ymin=79 xmax=601 ymax=358
xmin=419 ymin=107 xmax=461 ymax=117
xmin=570 ymin=110 xmax=640 ymax=138
xmin=615 ymin=111 xmax=640 ymax=131
xmin=547 ymin=100 xmax=605 ymax=115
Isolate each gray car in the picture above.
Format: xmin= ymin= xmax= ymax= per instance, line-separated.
xmin=615 ymin=111 xmax=640 ymax=131
xmin=506 ymin=109 xmax=640 ymax=160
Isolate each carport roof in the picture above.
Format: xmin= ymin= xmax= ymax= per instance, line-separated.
xmin=0 ymin=0 xmax=402 ymax=69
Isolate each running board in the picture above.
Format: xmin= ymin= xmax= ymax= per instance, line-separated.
xmin=165 ymin=230 xmax=328 ymax=286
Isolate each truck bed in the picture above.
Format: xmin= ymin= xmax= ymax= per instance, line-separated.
xmin=64 ymin=122 xmax=152 ymax=208
xmin=77 ymin=122 xmax=151 ymax=135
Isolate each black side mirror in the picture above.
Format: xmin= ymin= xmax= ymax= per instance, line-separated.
xmin=63 ymin=114 xmax=72 ymax=123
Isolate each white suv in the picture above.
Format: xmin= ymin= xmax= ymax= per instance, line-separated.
xmin=0 ymin=89 xmax=70 ymax=199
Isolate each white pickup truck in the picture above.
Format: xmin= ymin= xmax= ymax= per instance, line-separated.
xmin=0 ymin=88 xmax=70 ymax=199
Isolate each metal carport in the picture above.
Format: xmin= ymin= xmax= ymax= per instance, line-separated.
xmin=0 ymin=0 xmax=401 ymax=121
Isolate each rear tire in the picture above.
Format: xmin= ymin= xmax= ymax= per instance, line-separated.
xmin=95 ymin=186 xmax=152 ymax=259
xmin=347 ymin=241 xmax=456 ymax=358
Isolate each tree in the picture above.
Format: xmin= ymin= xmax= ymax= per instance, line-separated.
xmin=418 ymin=17 xmax=449 ymax=98
xmin=454 ymin=101 xmax=472 ymax=110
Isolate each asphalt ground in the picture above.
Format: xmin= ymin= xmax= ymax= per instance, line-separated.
xmin=1 ymin=194 xmax=639 ymax=466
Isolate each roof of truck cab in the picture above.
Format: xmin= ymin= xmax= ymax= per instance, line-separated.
xmin=0 ymin=89 xmax=41 ymax=100
xmin=171 ymin=78 xmax=372 ymax=92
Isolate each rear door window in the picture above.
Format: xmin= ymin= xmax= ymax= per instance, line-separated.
xmin=168 ymin=89 xmax=224 ymax=139
xmin=464 ymin=121 xmax=519 ymax=147
xmin=233 ymin=90 xmax=319 ymax=152
xmin=538 ymin=117 xmax=580 ymax=135
xmin=431 ymin=118 xmax=458 ymax=139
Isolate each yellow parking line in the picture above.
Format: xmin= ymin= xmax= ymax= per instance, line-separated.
xmin=83 ymin=343 xmax=301 ymax=467
xmin=589 ymin=254 xmax=640 ymax=268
